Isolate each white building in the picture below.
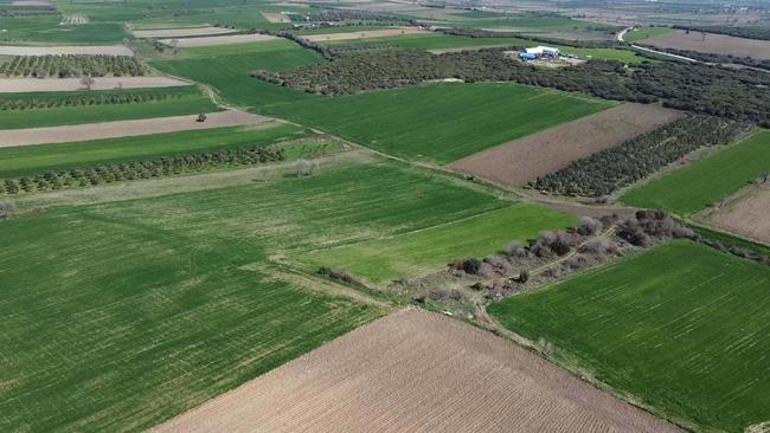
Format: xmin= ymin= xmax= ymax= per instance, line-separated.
xmin=525 ymin=46 xmax=561 ymax=57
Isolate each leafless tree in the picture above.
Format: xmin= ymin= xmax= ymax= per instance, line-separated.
xmin=80 ymin=75 xmax=95 ymax=91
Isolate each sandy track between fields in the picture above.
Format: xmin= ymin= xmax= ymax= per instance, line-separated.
xmin=696 ymin=185 xmax=770 ymax=245
xmin=449 ymin=103 xmax=684 ymax=188
xmin=304 ymin=26 xmax=427 ymax=42
xmin=0 ymin=45 xmax=134 ymax=56
xmin=0 ymin=76 xmax=191 ymax=92
xmin=0 ymin=110 xmax=274 ymax=147
xmin=153 ymin=308 xmax=682 ymax=433
xmin=261 ymin=12 xmax=291 ymax=23
xmin=643 ymin=30 xmax=770 ymax=60
xmin=132 ymin=26 xmax=237 ymax=39
xmin=160 ymin=33 xmax=278 ymax=48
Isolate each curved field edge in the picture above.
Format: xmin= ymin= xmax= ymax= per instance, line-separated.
xmin=488 ymin=240 xmax=770 ymax=433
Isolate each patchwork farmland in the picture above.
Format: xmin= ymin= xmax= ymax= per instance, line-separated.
xmin=2 ymin=1 xmax=769 ymax=432
xmin=489 ymin=241 xmax=770 ymax=433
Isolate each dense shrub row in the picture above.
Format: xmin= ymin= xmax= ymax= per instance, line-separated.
xmin=259 ymin=48 xmax=770 ymax=124
xmin=636 ymin=43 xmax=770 ymax=70
xmin=0 ymin=55 xmax=145 ymax=78
xmin=529 ymin=116 xmax=751 ymax=196
xmin=672 ymin=25 xmax=770 ymax=41
xmin=308 ymin=9 xmax=413 ymax=24
xmin=0 ymin=146 xmax=285 ymax=194
xmin=0 ymin=90 xmax=187 ymax=111
xmin=437 ymin=27 xmax=626 ymax=49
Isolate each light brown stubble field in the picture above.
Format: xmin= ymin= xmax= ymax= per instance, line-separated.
xmin=153 ymin=309 xmax=683 ymax=433
xmin=643 ymin=30 xmax=770 ymax=60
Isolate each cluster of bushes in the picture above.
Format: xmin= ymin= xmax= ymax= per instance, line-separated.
xmin=0 ymin=146 xmax=285 ymax=194
xmin=0 ymin=90 xmax=187 ymax=111
xmin=529 ymin=116 xmax=751 ymax=196
xmin=261 ymin=48 xmax=770 ymax=124
xmin=317 ymin=266 xmax=367 ymax=288
xmin=0 ymin=55 xmax=145 ymax=78
xmin=672 ymin=25 xmax=770 ymax=41
xmin=271 ymin=31 xmax=335 ymax=60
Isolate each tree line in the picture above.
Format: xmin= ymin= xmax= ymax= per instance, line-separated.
xmin=255 ymin=48 xmax=770 ymax=125
xmin=1 ymin=146 xmax=285 ymax=194
xmin=0 ymin=55 xmax=145 ymax=78
xmin=529 ymin=116 xmax=751 ymax=197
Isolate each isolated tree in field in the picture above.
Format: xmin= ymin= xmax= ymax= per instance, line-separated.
xmin=0 ymin=201 xmax=16 ymax=220
xmin=296 ymin=159 xmax=317 ymax=176
xmin=196 ymin=113 xmax=207 ymax=122
xmin=80 ymin=75 xmax=95 ymax=91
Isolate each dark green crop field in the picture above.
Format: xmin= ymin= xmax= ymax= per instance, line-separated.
xmin=0 ymin=15 xmax=128 ymax=44
xmin=0 ymin=86 xmax=220 ymax=129
xmin=151 ymin=40 xmax=322 ymax=109
xmin=489 ymin=241 xmax=770 ymax=433
xmin=0 ymin=156 xmax=570 ymax=432
xmin=0 ymin=123 xmax=308 ymax=178
xmin=264 ymin=83 xmax=613 ymax=164
xmin=621 ymin=130 xmax=770 ymax=215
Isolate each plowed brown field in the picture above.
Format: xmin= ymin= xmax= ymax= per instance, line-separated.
xmin=449 ymin=103 xmax=683 ymax=188
xmin=304 ymin=27 xmax=427 ymax=42
xmin=160 ymin=33 xmax=277 ymax=47
xmin=132 ymin=27 xmax=236 ymax=39
xmin=643 ymin=30 xmax=770 ymax=60
xmin=0 ymin=77 xmax=190 ymax=92
xmin=697 ymin=185 xmax=770 ymax=244
xmin=153 ymin=309 xmax=683 ymax=433
xmin=0 ymin=110 xmax=274 ymax=147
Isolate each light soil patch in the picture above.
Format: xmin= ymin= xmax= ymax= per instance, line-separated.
xmin=449 ymin=103 xmax=684 ymax=187
xmin=304 ymin=27 xmax=427 ymax=42
xmin=0 ymin=45 xmax=133 ymax=56
xmin=11 ymin=0 xmax=51 ymax=5
xmin=132 ymin=26 xmax=237 ymax=39
xmin=261 ymin=12 xmax=291 ymax=23
xmin=0 ymin=110 xmax=274 ymax=147
xmin=61 ymin=15 xmax=89 ymax=25
xmin=160 ymin=33 xmax=278 ymax=48
xmin=153 ymin=309 xmax=683 ymax=433
xmin=696 ymin=185 xmax=770 ymax=245
xmin=0 ymin=76 xmax=190 ymax=92
xmin=644 ymin=30 xmax=770 ymax=60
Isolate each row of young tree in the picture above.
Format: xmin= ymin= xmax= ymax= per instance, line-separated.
xmin=529 ymin=116 xmax=751 ymax=196
xmin=0 ymin=90 xmax=185 ymax=111
xmin=672 ymin=25 xmax=770 ymax=41
xmin=0 ymin=146 xmax=285 ymax=194
xmin=258 ymin=48 xmax=770 ymax=125
xmin=0 ymin=55 xmax=145 ymax=78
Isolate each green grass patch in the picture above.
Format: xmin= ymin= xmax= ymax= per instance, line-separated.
xmin=489 ymin=240 xmax=770 ymax=433
xmin=0 ymin=123 xmax=308 ymax=178
xmin=151 ymin=39 xmax=321 ymax=109
xmin=263 ymin=82 xmax=614 ymax=164
xmin=0 ymin=15 xmax=128 ymax=44
xmin=621 ymin=130 xmax=770 ymax=215
xmin=0 ymin=85 xmax=220 ymax=129
xmin=0 ymin=156 xmax=538 ymax=432
xmin=624 ymin=26 xmax=674 ymax=42
xmin=300 ymin=203 xmax=576 ymax=284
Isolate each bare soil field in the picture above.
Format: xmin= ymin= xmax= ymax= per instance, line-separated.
xmin=261 ymin=12 xmax=291 ymax=23
xmin=696 ymin=185 xmax=770 ymax=245
xmin=0 ymin=110 xmax=274 ymax=147
xmin=11 ymin=0 xmax=51 ymax=5
xmin=449 ymin=103 xmax=684 ymax=188
xmin=304 ymin=27 xmax=427 ymax=42
xmin=0 ymin=45 xmax=133 ymax=56
xmin=153 ymin=309 xmax=682 ymax=433
xmin=61 ymin=15 xmax=89 ymax=25
xmin=160 ymin=33 xmax=278 ymax=48
xmin=0 ymin=76 xmax=190 ymax=92
xmin=643 ymin=30 xmax=770 ymax=60
xmin=132 ymin=26 xmax=236 ymax=39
